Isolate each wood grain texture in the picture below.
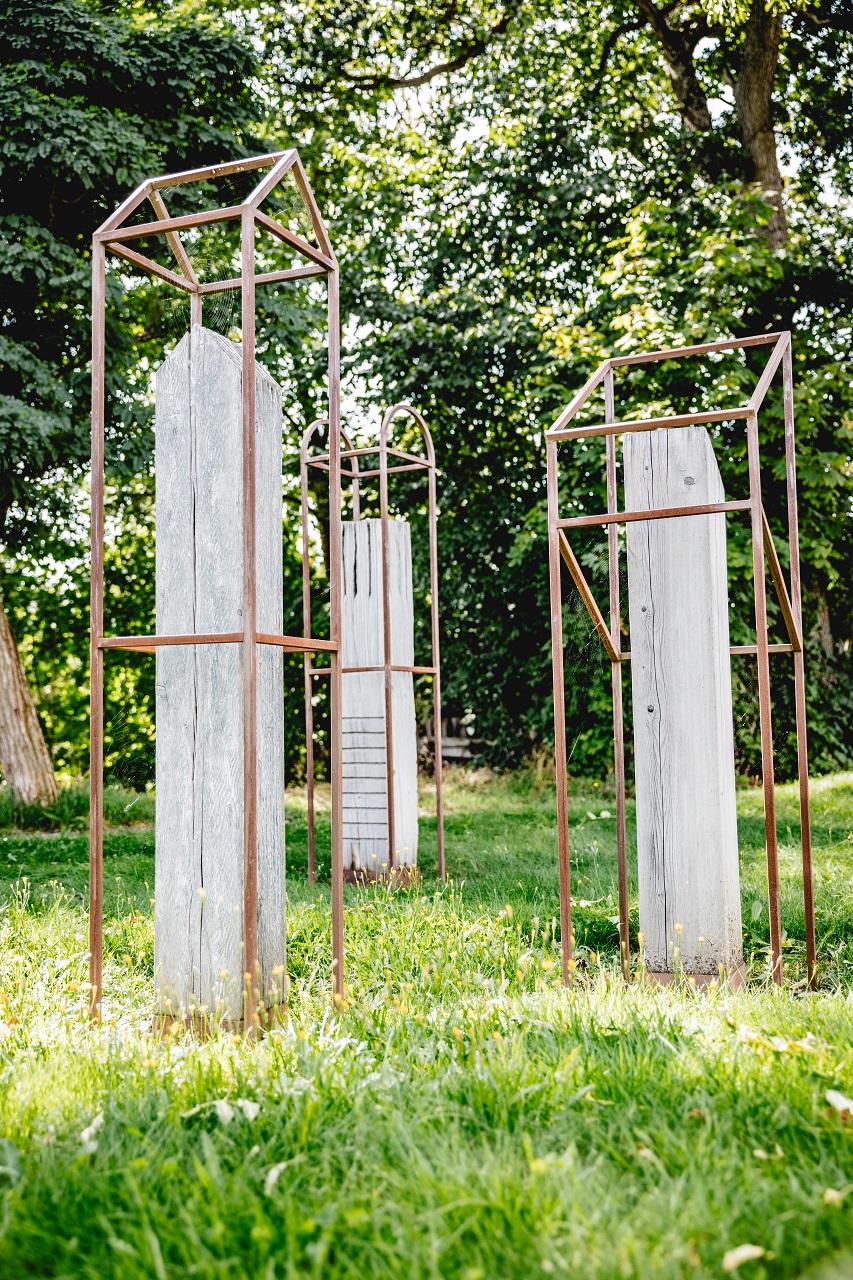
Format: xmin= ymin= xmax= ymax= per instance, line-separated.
xmin=154 ymin=327 xmax=284 ymax=1020
xmin=624 ymin=426 xmax=742 ymax=976
xmin=341 ymin=519 xmax=418 ymax=871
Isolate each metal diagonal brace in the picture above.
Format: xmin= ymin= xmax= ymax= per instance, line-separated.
xmin=557 ymin=531 xmax=620 ymax=663
xmin=761 ymin=506 xmax=803 ymax=653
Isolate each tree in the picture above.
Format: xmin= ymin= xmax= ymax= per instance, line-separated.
xmin=0 ymin=0 xmax=261 ymax=799
xmin=4 ymin=0 xmax=852 ymax=789
xmin=253 ymin=0 xmax=853 ymax=775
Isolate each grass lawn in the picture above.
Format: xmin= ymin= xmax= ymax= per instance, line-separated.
xmin=2 ymin=770 xmax=853 ymax=1278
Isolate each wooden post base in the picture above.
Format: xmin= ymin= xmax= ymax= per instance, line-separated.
xmin=645 ymin=963 xmax=746 ymax=991
xmin=343 ymin=864 xmax=421 ymax=887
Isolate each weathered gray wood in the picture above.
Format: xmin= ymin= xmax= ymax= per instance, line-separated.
xmin=341 ymin=518 xmax=418 ymax=871
xmin=624 ymin=426 xmax=742 ymax=977
xmin=154 ymin=326 xmax=285 ymax=1020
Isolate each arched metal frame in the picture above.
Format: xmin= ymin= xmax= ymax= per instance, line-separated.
xmin=300 ymin=403 xmax=445 ymax=883
xmin=89 ymin=149 xmax=347 ymax=1017
xmin=546 ymin=331 xmax=816 ymax=990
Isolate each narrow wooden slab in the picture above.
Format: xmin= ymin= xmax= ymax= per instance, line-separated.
xmin=341 ymin=519 xmax=418 ymax=870
xmin=624 ymin=426 xmax=742 ymax=978
xmin=154 ymin=327 xmax=285 ymax=1020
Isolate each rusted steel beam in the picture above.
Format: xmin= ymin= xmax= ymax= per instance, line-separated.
xmin=378 ymin=419 xmax=397 ymax=871
xmin=558 ymin=498 xmax=751 ymax=531
xmin=609 ymin=332 xmax=785 ymax=367
xmin=246 ymin=150 xmax=298 ymax=208
xmin=549 ymin=407 xmax=749 ymax=442
xmin=254 ymin=209 xmax=335 ymax=270
xmin=327 ymin=265 xmax=345 ymax=1000
xmin=256 ymin=633 xmax=338 ymax=651
xmin=98 ymin=205 xmax=244 ymax=242
xmin=199 ymin=265 xmax=326 ymax=294
xmin=89 ymin=239 xmax=107 ymax=1018
xmin=292 ymin=152 xmax=335 ymax=261
xmin=547 ymin=440 xmax=573 ymax=986
xmin=96 ymin=180 xmax=152 ymax=236
xmin=761 ymin=506 xmax=802 ymax=653
xmin=730 ymin=643 xmax=793 ymax=656
xmin=241 ymin=209 xmax=259 ymax=1033
xmin=101 ymin=633 xmax=340 ymax=653
xmin=101 ymin=632 xmax=242 ymax=649
xmin=747 ymin=411 xmax=783 ymax=985
xmin=151 ymin=151 xmax=288 ymax=191
xmin=747 ymin=332 xmax=790 ymax=413
xmin=307 ymin=446 xmax=432 ymax=468
xmin=605 ymin=370 xmax=631 ymax=982
xmin=782 ymin=342 xmax=816 ymax=987
xmin=557 ymin=532 xmax=620 ymax=664
xmin=147 ymin=189 xmax=200 ymax=287
xmin=548 ymin=362 xmax=610 ymax=435
xmin=105 ymin=241 xmax=196 ymax=293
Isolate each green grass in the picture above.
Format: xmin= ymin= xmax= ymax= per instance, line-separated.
xmin=2 ymin=771 xmax=853 ymax=1277
xmin=0 ymin=781 xmax=156 ymax=833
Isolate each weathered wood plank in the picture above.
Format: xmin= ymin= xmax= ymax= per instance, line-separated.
xmin=624 ymin=426 xmax=742 ymax=977
xmin=155 ymin=327 xmax=284 ymax=1020
xmin=341 ymin=518 xmax=418 ymax=870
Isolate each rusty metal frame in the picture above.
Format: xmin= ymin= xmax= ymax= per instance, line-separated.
xmin=300 ymin=404 xmax=445 ymax=882
xmin=546 ymin=331 xmax=815 ymax=989
xmin=90 ymin=150 xmax=346 ymax=1019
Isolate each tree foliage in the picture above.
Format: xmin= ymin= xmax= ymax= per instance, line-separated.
xmin=2 ymin=0 xmax=852 ymax=784
xmin=0 ymin=0 xmax=263 ymax=779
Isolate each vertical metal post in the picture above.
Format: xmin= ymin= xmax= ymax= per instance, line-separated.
xmin=379 ymin=428 xmax=396 ymax=871
xmin=89 ymin=239 xmax=106 ymax=1018
xmin=300 ymin=433 xmax=316 ymax=886
xmin=747 ymin=410 xmax=783 ymax=984
xmin=783 ymin=339 xmax=816 ymax=986
xmin=350 ymin=449 xmax=361 ymax=521
xmin=327 ymin=267 xmax=345 ymax=998
xmin=547 ymin=439 xmax=573 ymax=985
xmin=604 ymin=369 xmax=630 ymax=980
xmin=428 ymin=460 xmax=445 ymax=881
xmin=241 ymin=210 xmax=259 ymax=1028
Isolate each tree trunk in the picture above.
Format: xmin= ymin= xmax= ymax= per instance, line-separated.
xmin=734 ymin=0 xmax=788 ymax=248
xmin=634 ymin=0 xmax=713 ymax=132
xmin=0 ymin=595 xmax=58 ymax=805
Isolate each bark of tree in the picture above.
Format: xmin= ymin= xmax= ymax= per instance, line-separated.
xmin=734 ymin=0 xmax=789 ymax=249
xmin=632 ymin=0 xmax=788 ymax=247
xmin=634 ymin=0 xmax=713 ymax=131
xmin=0 ymin=595 xmax=58 ymax=805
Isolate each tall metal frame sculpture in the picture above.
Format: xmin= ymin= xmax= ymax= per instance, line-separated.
xmin=546 ymin=332 xmax=816 ymax=989
xmin=301 ymin=404 xmax=445 ymax=882
xmin=90 ymin=150 xmax=346 ymax=1019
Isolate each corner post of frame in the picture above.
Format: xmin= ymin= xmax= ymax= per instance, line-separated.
xmin=782 ymin=338 xmax=817 ymax=986
xmin=747 ymin=408 xmax=783 ymax=984
xmin=300 ymin=422 xmax=321 ymax=886
xmin=327 ymin=265 xmax=345 ymax=1000
xmin=428 ymin=453 xmax=445 ymax=881
xmin=378 ymin=420 xmax=396 ymax=872
xmin=604 ymin=368 xmax=630 ymax=981
xmin=547 ymin=435 xmax=573 ymax=985
xmin=89 ymin=236 xmax=107 ymax=1018
xmin=241 ymin=207 xmax=260 ymax=1030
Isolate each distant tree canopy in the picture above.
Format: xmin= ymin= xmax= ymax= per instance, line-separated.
xmin=0 ymin=0 xmax=261 ymax=535
xmin=0 ymin=0 xmax=262 ymax=787
xmin=1 ymin=0 xmax=851 ymax=786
